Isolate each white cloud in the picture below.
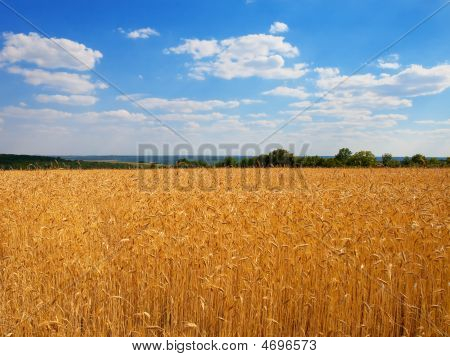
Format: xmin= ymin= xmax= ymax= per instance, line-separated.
xmin=314 ymin=91 xmax=411 ymax=109
xmin=248 ymin=113 xmax=268 ymax=118
xmin=166 ymin=34 xmax=307 ymax=80
xmin=0 ymin=106 xmax=72 ymax=121
xmin=118 ymin=96 xmax=240 ymax=113
xmin=315 ymin=64 xmax=450 ymax=97
xmin=415 ymin=119 xmax=450 ymax=125
xmin=249 ymin=119 xmax=282 ymax=128
xmin=285 ymin=63 xmax=450 ymax=129
xmin=276 ymin=111 xmax=313 ymax=121
xmin=285 ymin=90 xmax=409 ymax=128
xmin=184 ymin=121 xmax=200 ymax=130
xmin=203 ymin=118 xmax=249 ymax=133
xmin=377 ymin=60 xmax=400 ymax=70
xmin=157 ymin=112 xmax=235 ymax=121
xmin=0 ymin=106 xmax=147 ymax=124
xmin=377 ymin=54 xmax=400 ymax=70
xmin=287 ymin=91 xmax=410 ymax=122
xmin=35 ymin=94 xmax=98 ymax=106
xmin=165 ymin=39 xmax=221 ymax=59
xmin=284 ymin=101 xmax=312 ymax=109
xmin=75 ymin=110 xmax=147 ymax=123
xmin=371 ymin=114 xmax=407 ymax=121
xmin=286 ymin=101 xmax=407 ymax=128
xmin=7 ymin=66 xmax=107 ymax=94
xmin=0 ymin=32 xmax=102 ymax=71
xmin=19 ymin=123 xmax=73 ymax=135
xmin=240 ymin=99 xmax=264 ymax=104
xmin=119 ymin=27 xmax=159 ymax=39
xmin=183 ymin=118 xmax=250 ymax=134
xmin=290 ymin=106 xmax=373 ymax=119
xmin=269 ymin=22 xmax=289 ymax=34
xmin=263 ymin=86 xmax=309 ymax=99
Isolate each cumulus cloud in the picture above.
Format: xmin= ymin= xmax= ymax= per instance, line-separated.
xmin=263 ymin=86 xmax=310 ymax=99
xmin=117 ymin=96 xmax=241 ymax=113
xmin=314 ymin=64 xmax=450 ymax=97
xmin=377 ymin=54 xmax=400 ymax=70
xmin=249 ymin=119 xmax=282 ymax=128
xmin=76 ymin=110 xmax=147 ymax=123
xmin=282 ymin=101 xmax=312 ymax=109
xmin=202 ymin=117 xmax=249 ymax=133
xmin=283 ymin=63 xmax=450 ymax=129
xmin=248 ymin=113 xmax=268 ymax=118
xmin=0 ymin=106 xmax=72 ymax=121
xmin=165 ymin=39 xmax=221 ymax=59
xmin=269 ymin=22 xmax=289 ymax=34
xmin=0 ymin=33 xmax=107 ymax=97
xmin=166 ymin=33 xmax=307 ymax=79
xmin=157 ymin=112 xmax=235 ymax=122
xmin=0 ymin=32 xmax=102 ymax=71
xmin=371 ymin=114 xmax=407 ymax=121
xmin=7 ymin=66 xmax=107 ymax=94
xmin=415 ymin=119 xmax=450 ymax=125
xmin=240 ymin=99 xmax=264 ymax=104
xmin=286 ymin=90 xmax=409 ymax=128
xmin=276 ymin=111 xmax=313 ymax=121
xmin=312 ymin=91 xmax=411 ymax=109
xmin=119 ymin=27 xmax=160 ymax=39
xmin=0 ymin=106 xmax=147 ymax=124
xmin=377 ymin=60 xmax=400 ymax=70
xmin=35 ymin=94 xmax=98 ymax=106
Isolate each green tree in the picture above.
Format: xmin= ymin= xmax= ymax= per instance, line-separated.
xmin=411 ymin=154 xmax=427 ymax=166
xmin=402 ymin=156 xmax=411 ymax=167
xmin=427 ymin=157 xmax=441 ymax=167
xmin=223 ymin=156 xmax=238 ymax=167
xmin=335 ymin=148 xmax=352 ymax=164
xmin=323 ymin=158 xmax=339 ymax=167
xmin=239 ymin=158 xmax=249 ymax=167
xmin=267 ymin=149 xmax=295 ymax=167
xmin=382 ymin=153 xmax=393 ymax=167
xmin=348 ymin=151 xmax=377 ymax=167
xmin=388 ymin=160 xmax=401 ymax=168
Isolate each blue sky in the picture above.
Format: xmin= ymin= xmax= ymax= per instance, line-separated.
xmin=0 ymin=0 xmax=449 ymax=156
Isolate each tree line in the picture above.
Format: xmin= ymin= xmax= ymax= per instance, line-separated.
xmin=175 ymin=148 xmax=450 ymax=168
xmin=2 ymin=151 xmax=448 ymax=170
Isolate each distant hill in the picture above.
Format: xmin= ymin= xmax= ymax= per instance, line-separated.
xmin=0 ymin=154 xmax=157 ymax=170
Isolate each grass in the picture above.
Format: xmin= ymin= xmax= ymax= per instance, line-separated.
xmin=0 ymin=168 xmax=448 ymax=336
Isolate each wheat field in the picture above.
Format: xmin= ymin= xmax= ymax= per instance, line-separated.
xmin=0 ymin=168 xmax=448 ymax=337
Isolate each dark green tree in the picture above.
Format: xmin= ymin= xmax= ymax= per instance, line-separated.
xmin=239 ymin=158 xmax=249 ymax=167
xmin=348 ymin=151 xmax=377 ymax=167
xmin=402 ymin=156 xmax=411 ymax=167
xmin=267 ymin=149 xmax=295 ymax=167
xmin=388 ymin=160 xmax=401 ymax=168
xmin=335 ymin=148 xmax=352 ymax=164
xmin=411 ymin=154 xmax=427 ymax=166
xmin=427 ymin=157 xmax=441 ymax=167
xmin=223 ymin=156 xmax=238 ymax=167
xmin=382 ymin=153 xmax=393 ymax=167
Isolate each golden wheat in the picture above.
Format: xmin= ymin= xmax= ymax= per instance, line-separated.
xmin=0 ymin=168 xmax=448 ymax=336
